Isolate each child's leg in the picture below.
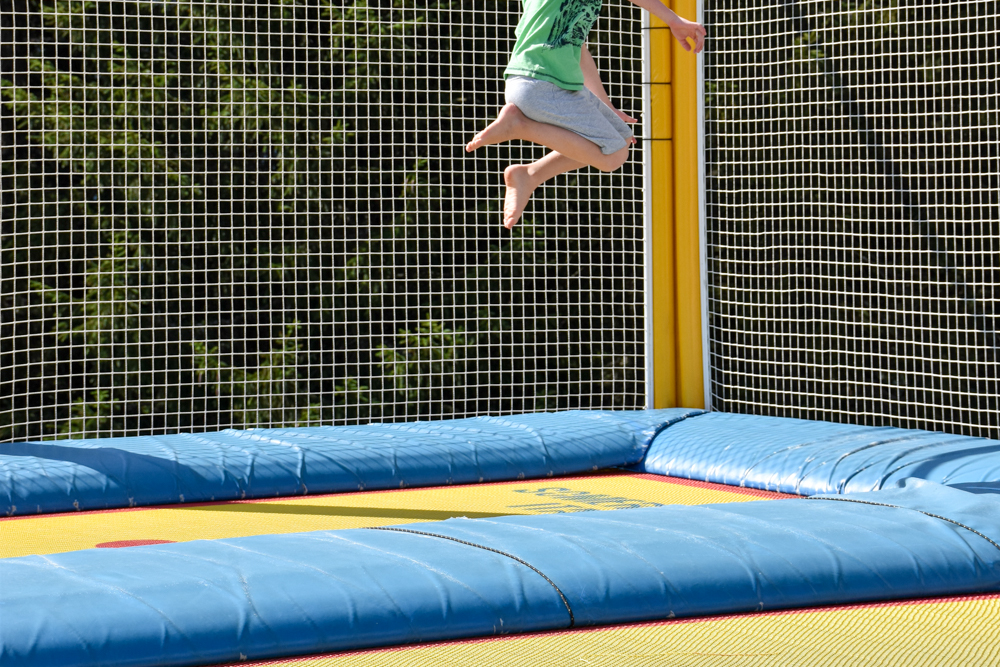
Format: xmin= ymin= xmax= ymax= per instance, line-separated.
xmin=467 ymin=104 xmax=628 ymax=174
xmin=502 ymin=150 xmax=584 ymax=230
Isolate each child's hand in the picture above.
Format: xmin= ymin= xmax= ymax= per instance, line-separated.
xmin=614 ymin=109 xmax=638 ymax=145
xmin=615 ymin=109 xmax=638 ymax=125
xmin=669 ymin=15 xmax=707 ymax=53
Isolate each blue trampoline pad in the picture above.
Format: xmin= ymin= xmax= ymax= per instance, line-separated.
xmin=638 ymin=412 xmax=1000 ymax=495
xmin=0 ymin=408 xmax=702 ymax=516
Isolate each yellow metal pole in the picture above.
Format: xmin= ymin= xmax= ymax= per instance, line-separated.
xmin=671 ymin=0 xmax=705 ymax=408
xmin=647 ymin=0 xmax=704 ymax=409
xmin=645 ymin=12 xmax=675 ymax=409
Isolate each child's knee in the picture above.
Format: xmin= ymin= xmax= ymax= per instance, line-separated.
xmin=596 ymin=147 xmax=629 ymax=172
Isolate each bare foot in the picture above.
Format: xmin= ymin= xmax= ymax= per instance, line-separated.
xmin=502 ymin=164 xmax=536 ymax=229
xmin=466 ymin=104 xmax=526 ymax=152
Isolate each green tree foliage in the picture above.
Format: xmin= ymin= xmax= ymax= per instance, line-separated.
xmin=376 ymin=316 xmax=469 ymax=417
xmin=704 ymin=1 xmax=998 ymax=437
xmin=0 ymin=0 xmax=646 ymax=440
xmin=1 ymin=0 xmax=379 ymax=438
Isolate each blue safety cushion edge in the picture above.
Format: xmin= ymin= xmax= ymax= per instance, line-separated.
xmin=949 ymin=480 xmax=1000 ymax=495
xmin=0 ymin=408 xmax=703 ymax=517
xmin=422 ymin=479 xmax=1000 ymax=626
xmin=637 ymin=412 xmax=1000 ymax=495
xmin=0 ymin=530 xmax=571 ymax=667
xmin=2 ymin=480 xmax=997 ymax=667
xmin=812 ymin=477 xmax=1000 ymax=546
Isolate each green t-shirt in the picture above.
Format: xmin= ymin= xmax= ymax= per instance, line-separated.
xmin=504 ymin=0 xmax=603 ymax=91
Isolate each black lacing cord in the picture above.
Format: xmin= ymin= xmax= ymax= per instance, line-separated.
xmin=365 ymin=526 xmax=575 ymax=628
xmin=807 ymin=496 xmax=1000 ymax=555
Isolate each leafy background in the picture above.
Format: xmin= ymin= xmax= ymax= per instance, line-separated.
xmin=705 ymin=0 xmax=999 ymax=438
xmin=5 ymin=1 xmax=995 ymax=443
xmin=0 ymin=0 xmax=647 ymax=440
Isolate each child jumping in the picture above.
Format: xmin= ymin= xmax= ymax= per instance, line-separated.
xmin=466 ymin=0 xmax=706 ymax=229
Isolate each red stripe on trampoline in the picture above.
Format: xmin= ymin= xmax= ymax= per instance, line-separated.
xmin=219 ymin=592 xmax=999 ymax=667
xmin=634 ymin=473 xmax=800 ymax=499
xmin=95 ymin=539 xmax=176 ymax=548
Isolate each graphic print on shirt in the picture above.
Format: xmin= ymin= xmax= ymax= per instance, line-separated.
xmin=546 ymin=0 xmax=602 ymax=49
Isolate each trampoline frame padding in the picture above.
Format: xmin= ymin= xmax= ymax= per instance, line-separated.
xmin=0 ymin=408 xmax=701 ymax=516
xmin=2 ymin=480 xmax=998 ymax=667
xmin=638 ymin=412 xmax=1000 ymax=495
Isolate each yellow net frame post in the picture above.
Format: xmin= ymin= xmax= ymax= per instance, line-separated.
xmin=643 ymin=0 xmax=705 ymax=410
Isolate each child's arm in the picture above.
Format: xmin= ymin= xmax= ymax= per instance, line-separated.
xmin=628 ymin=0 xmax=706 ymax=53
xmin=581 ymin=45 xmax=638 ymax=138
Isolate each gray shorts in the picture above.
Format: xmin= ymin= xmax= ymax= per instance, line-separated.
xmin=505 ymin=75 xmax=634 ymax=155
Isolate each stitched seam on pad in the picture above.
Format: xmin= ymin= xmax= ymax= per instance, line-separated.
xmin=806 ymin=497 xmax=1000 ymax=554
xmin=364 ymin=526 xmax=575 ymax=628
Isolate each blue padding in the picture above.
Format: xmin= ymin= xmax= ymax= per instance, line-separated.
xmin=950 ymin=481 xmax=1000 ymax=495
xmin=2 ymin=480 xmax=998 ymax=667
xmin=0 ymin=409 xmax=700 ymax=516
xmin=638 ymin=412 xmax=1000 ymax=495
